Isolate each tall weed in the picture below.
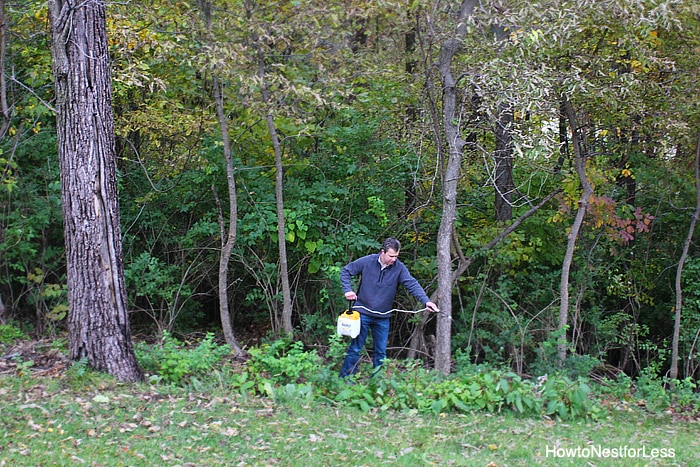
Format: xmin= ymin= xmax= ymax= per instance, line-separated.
xmin=135 ymin=331 xmax=230 ymax=385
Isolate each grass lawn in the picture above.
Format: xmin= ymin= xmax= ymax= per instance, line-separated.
xmin=1 ymin=374 xmax=698 ymax=467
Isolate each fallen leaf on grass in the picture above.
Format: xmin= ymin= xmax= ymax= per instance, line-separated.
xmin=19 ymin=403 xmax=49 ymax=414
xmin=27 ymin=419 xmax=42 ymax=431
xmin=119 ymin=422 xmax=139 ymax=432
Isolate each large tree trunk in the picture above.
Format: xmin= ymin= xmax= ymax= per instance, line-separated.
xmin=48 ymin=0 xmax=142 ymax=381
xmin=557 ymin=98 xmax=594 ymax=363
xmin=434 ymin=0 xmax=478 ymax=373
xmin=670 ymin=131 xmax=700 ymax=380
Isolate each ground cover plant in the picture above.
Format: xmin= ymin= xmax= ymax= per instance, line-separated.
xmin=1 ymin=331 xmax=700 ymax=466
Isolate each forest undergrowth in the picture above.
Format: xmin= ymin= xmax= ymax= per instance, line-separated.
xmin=2 ymin=325 xmax=700 ymax=466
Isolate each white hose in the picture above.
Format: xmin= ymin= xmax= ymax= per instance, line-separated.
xmin=351 ymin=305 xmax=432 ymax=316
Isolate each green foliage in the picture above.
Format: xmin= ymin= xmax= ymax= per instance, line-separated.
xmin=3 ymin=0 xmax=700 ymax=395
xmin=25 ymin=268 xmax=68 ymax=333
xmin=62 ymin=358 xmax=112 ymax=391
xmin=246 ymin=338 xmax=320 ymax=385
xmin=124 ymin=251 xmax=198 ymax=332
xmin=297 ymin=314 xmax=332 ymax=343
xmin=11 ymin=356 xmax=35 ymax=378
xmin=187 ymin=336 xmax=606 ymax=420
xmin=594 ymin=368 xmax=700 ymax=418
xmin=334 ymin=360 xmax=436 ymax=412
xmin=0 ymin=155 xmax=18 ymax=193
xmin=538 ymin=375 xmax=597 ymax=420
xmin=594 ymin=373 xmax=634 ymax=402
xmin=135 ymin=331 xmax=230 ymax=385
xmin=0 ymin=130 xmax=64 ymax=329
xmin=634 ymin=369 xmax=700 ymax=416
xmin=634 ymin=366 xmax=672 ymax=412
xmin=331 ymin=358 xmax=598 ymax=420
xmin=324 ymin=329 xmax=349 ymax=363
xmin=365 ymin=195 xmax=389 ymax=227
xmin=531 ymin=337 xmax=604 ymax=380
xmin=0 ymin=324 xmax=29 ymax=345
xmin=257 ymin=381 xmax=316 ymax=404
xmin=667 ymin=377 xmax=700 ymax=413
xmin=223 ymin=370 xmax=257 ymax=400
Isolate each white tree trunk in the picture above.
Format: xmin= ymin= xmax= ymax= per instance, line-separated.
xmin=670 ymin=132 xmax=700 ymax=380
xmin=557 ymin=99 xmax=594 ymax=363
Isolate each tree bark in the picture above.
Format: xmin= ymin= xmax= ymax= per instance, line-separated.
xmin=246 ymin=1 xmax=293 ymax=336
xmin=557 ymin=98 xmax=594 ymax=363
xmin=212 ymin=74 xmax=243 ymax=354
xmin=433 ymin=0 xmax=478 ymax=373
xmin=408 ymin=189 xmax=561 ymax=359
xmin=198 ymin=0 xmax=243 ymax=354
xmin=48 ymin=0 xmax=142 ymax=381
xmin=267 ymin=110 xmax=293 ymax=336
xmin=254 ymin=66 xmax=293 ymax=336
xmin=0 ymin=0 xmax=10 ymax=138
xmin=670 ymin=131 xmax=700 ymax=380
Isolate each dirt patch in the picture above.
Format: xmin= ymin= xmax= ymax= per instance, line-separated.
xmin=0 ymin=339 xmax=71 ymax=377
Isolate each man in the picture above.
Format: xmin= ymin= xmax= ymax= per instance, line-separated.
xmin=339 ymin=237 xmax=439 ymax=377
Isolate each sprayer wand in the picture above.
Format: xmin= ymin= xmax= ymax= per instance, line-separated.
xmin=350 ymin=304 xmax=441 ymax=316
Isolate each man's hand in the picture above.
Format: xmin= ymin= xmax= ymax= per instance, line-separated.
xmin=426 ymin=301 xmax=440 ymax=312
xmin=345 ymin=291 xmax=357 ymax=301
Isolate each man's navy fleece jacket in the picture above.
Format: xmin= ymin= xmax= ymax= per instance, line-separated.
xmin=340 ymin=253 xmax=430 ymax=317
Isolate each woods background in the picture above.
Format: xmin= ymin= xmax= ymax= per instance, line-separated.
xmin=1 ymin=0 xmax=699 ymax=380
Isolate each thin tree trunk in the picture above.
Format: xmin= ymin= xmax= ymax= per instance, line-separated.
xmin=198 ymin=0 xmax=243 ymax=353
xmin=408 ymin=189 xmax=561 ymax=359
xmin=433 ymin=0 xmax=478 ymax=373
xmin=247 ymin=6 xmax=293 ymax=335
xmin=267 ymin=110 xmax=293 ymax=336
xmin=557 ymin=98 xmax=594 ymax=363
xmin=212 ymin=74 xmax=243 ymax=354
xmin=48 ymin=0 xmax=142 ymax=381
xmin=0 ymin=0 xmax=10 ymax=138
xmin=670 ymin=131 xmax=700 ymax=380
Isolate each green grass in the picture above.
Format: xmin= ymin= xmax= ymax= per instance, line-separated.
xmin=1 ymin=374 xmax=698 ymax=467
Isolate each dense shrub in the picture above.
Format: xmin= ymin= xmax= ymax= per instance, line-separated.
xmin=0 ymin=324 xmax=29 ymax=345
xmin=133 ymin=334 xmax=700 ymax=421
xmin=246 ymin=337 xmax=321 ymax=385
xmin=135 ymin=331 xmax=230 ymax=385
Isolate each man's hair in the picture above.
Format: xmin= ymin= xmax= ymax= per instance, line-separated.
xmin=381 ymin=237 xmax=401 ymax=253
